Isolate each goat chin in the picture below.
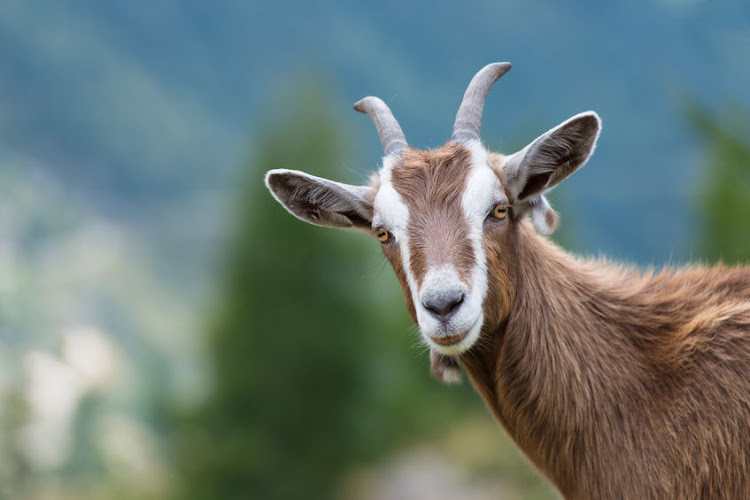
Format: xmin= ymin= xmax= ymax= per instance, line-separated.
xmin=430 ymin=350 xmax=462 ymax=384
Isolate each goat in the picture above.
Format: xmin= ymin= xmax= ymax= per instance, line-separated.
xmin=265 ymin=62 xmax=750 ymax=498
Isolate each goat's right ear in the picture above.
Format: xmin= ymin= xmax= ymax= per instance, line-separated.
xmin=502 ymin=112 xmax=601 ymax=202
xmin=265 ymin=169 xmax=375 ymax=231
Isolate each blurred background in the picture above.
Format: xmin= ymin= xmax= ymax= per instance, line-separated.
xmin=0 ymin=1 xmax=748 ymax=499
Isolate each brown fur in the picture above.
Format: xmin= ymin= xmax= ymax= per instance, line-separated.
xmin=391 ymin=144 xmax=476 ymax=288
xmin=380 ymin=145 xmax=750 ymax=498
xmin=461 ymin=220 xmax=750 ymax=498
xmin=380 ymin=236 xmax=417 ymax=321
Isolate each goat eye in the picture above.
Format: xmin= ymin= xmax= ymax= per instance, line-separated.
xmin=375 ymin=227 xmax=390 ymax=243
xmin=491 ymin=204 xmax=509 ymax=220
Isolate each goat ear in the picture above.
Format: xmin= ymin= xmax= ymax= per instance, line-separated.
xmin=265 ymin=169 xmax=374 ymax=231
xmin=503 ymin=112 xmax=601 ymax=202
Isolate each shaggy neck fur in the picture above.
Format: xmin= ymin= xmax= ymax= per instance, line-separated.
xmin=460 ymin=221 xmax=750 ymax=499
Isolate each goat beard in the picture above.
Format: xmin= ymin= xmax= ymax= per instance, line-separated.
xmin=430 ymin=349 xmax=462 ymax=384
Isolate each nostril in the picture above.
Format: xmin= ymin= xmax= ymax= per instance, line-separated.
xmin=446 ymin=293 xmax=464 ymax=315
xmin=423 ymin=292 xmax=465 ymax=319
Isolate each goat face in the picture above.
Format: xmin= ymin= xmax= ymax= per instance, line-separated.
xmin=265 ymin=63 xmax=601 ymax=355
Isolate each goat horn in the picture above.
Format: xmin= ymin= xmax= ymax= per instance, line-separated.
xmin=354 ymin=96 xmax=408 ymax=156
xmin=451 ymin=62 xmax=512 ymax=143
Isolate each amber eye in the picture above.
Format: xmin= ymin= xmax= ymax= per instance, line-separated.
xmin=491 ymin=204 xmax=509 ymax=220
xmin=375 ymin=227 xmax=390 ymax=243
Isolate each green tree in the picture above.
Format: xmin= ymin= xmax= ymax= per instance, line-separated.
xmin=691 ymin=105 xmax=750 ymax=263
xmin=175 ymin=92 xmax=374 ymax=500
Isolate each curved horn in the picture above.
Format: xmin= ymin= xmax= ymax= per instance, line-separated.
xmin=354 ymin=96 xmax=408 ymax=156
xmin=451 ymin=62 xmax=512 ymax=143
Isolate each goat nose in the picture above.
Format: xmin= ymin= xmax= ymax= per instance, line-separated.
xmin=422 ymin=291 xmax=465 ymax=320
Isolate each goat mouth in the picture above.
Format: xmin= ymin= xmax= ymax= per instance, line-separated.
xmin=423 ymin=316 xmax=482 ymax=355
xmin=430 ymin=332 xmax=468 ymax=346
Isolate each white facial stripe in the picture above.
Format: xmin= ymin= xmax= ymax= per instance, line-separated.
xmin=373 ymin=156 xmax=409 ymax=234
xmin=462 ymin=142 xmax=502 ymax=222
xmin=446 ymin=140 xmax=500 ymax=352
xmin=374 ymin=156 xmax=422 ymax=316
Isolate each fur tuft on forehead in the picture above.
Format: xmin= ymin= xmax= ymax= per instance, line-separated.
xmin=388 ymin=143 xmax=478 ymax=286
xmin=392 ymin=143 xmax=474 ymax=205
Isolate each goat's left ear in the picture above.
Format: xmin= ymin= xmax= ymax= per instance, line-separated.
xmin=265 ymin=169 xmax=374 ymax=231
xmin=503 ymin=111 xmax=601 ymax=202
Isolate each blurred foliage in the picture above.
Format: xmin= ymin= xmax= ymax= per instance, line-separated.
xmin=0 ymin=386 xmax=30 ymax=499
xmin=690 ymin=104 xmax=750 ymax=263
